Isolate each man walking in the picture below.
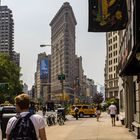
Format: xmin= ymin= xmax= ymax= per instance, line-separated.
xmin=96 ymin=104 xmax=101 ymax=122
xmin=108 ymin=102 xmax=117 ymax=126
xmin=6 ymin=93 xmax=47 ymax=140
xmin=74 ymin=106 xmax=79 ymax=120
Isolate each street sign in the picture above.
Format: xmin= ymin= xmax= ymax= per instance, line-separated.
xmin=58 ymin=74 xmax=65 ymax=80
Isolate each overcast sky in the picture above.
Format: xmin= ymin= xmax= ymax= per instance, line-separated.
xmin=2 ymin=0 xmax=106 ymax=89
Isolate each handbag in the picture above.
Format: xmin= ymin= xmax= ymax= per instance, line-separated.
xmin=116 ymin=115 xmax=119 ymax=121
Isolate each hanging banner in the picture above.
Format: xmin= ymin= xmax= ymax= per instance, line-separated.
xmin=40 ymin=58 xmax=48 ymax=79
xmin=88 ymin=0 xmax=128 ymax=32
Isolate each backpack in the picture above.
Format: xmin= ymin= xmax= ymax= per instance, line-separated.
xmin=9 ymin=113 xmax=37 ymax=140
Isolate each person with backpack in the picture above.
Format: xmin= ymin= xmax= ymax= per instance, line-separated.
xmin=6 ymin=93 xmax=47 ymax=140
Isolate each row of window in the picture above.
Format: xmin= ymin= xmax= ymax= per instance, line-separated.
xmin=108 ymin=58 xmax=118 ymax=65
xmin=107 ymin=91 xmax=118 ymax=98
xmin=108 ymin=53 xmax=112 ymax=58
xmin=108 ymin=43 xmax=118 ymax=51
xmin=0 ymin=28 xmax=9 ymax=30
xmin=0 ymin=38 xmax=9 ymax=40
xmin=0 ymin=48 xmax=9 ymax=50
xmin=0 ymin=11 xmax=9 ymax=13
xmin=108 ymin=31 xmax=118 ymax=38
xmin=113 ymin=43 xmax=117 ymax=49
xmin=1 ymin=17 xmax=9 ymax=19
xmin=108 ymin=65 xmax=117 ymax=72
xmin=108 ymin=36 xmax=117 ymax=48
xmin=108 ymin=80 xmax=118 ymax=88
xmin=113 ymin=36 xmax=117 ymax=42
xmin=0 ymin=13 xmax=9 ymax=16
xmin=0 ymin=35 xmax=9 ymax=38
xmin=0 ymin=43 xmax=9 ymax=46
xmin=113 ymin=51 xmax=118 ymax=56
xmin=108 ymin=39 xmax=112 ymax=45
xmin=0 ymin=31 xmax=9 ymax=34
xmin=109 ymin=73 xmax=118 ymax=79
xmin=0 ymin=25 xmax=9 ymax=27
xmin=108 ymin=51 xmax=118 ymax=58
xmin=0 ymin=22 xmax=10 ymax=24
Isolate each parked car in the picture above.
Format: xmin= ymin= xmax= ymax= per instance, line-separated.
xmin=69 ymin=104 xmax=96 ymax=118
xmin=0 ymin=101 xmax=13 ymax=107
xmin=0 ymin=106 xmax=17 ymax=139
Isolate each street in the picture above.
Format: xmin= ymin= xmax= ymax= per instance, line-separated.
xmin=45 ymin=112 xmax=136 ymax=140
xmin=0 ymin=112 xmax=136 ymax=140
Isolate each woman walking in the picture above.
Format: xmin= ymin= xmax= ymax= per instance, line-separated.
xmin=96 ymin=104 xmax=101 ymax=122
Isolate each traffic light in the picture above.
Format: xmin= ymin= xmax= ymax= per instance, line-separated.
xmin=58 ymin=74 xmax=65 ymax=80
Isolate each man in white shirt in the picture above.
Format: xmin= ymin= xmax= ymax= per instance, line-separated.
xmin=108 ymin=102 xmax=117 ymax=126
xmin=6 ymin=93 xmax=47 ymax=140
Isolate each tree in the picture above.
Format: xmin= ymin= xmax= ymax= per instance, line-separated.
xmin=0 ymin=53 xmax=23 ymax=103
xmin=92 ymin=92 xmax=104 ymax=104
xmin=106 ymin=98 xmax=118 ymax=108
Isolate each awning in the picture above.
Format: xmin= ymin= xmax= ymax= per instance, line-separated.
xmin=119 ymin=42 xmax=140 ymax=76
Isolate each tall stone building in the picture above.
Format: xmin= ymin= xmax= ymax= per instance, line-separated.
xmin=105 ymin=31 xmax=120 ymax=99
xmin=35 ymin=52 xmax=51 ymax=103
xmin=0 ymin=6 xmax=20 ymax=66
xmin=13 ymin=51 xmax=20 ymax=66
xmin=85 ymin=78 xmax=97 ymax=103
xmin=0 ymin=6 xmax=14 ymax=57
xmin=49 ymin=2 xmax=77 ymax=101
xmin=74 ymin=56 xmax=84 ymax=98
xmin=118 ymin=0 xmax=140 ymax=138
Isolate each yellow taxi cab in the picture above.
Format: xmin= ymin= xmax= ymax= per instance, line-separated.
xmin=0 ymin=101 xmax=13 ymax=106
xmin=69 ymin=104 xmax=96 ymax=118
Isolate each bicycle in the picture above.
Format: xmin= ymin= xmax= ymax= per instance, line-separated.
xmin=46 ymin=114 xmax=56 ymax=126
xmin=57 ymin=113 xmax=64 ymax=125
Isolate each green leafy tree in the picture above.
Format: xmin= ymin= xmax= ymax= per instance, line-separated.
xmin=105 ymin=98 xmax=118 ymax=108
xmin=92 ymin=92 xmax=104 ymax=104
xmin=0 ymin=53 xmax=23 ymax=103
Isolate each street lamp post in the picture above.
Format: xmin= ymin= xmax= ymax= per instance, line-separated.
xmin=40 ymin=44 xmax=65 ymax=106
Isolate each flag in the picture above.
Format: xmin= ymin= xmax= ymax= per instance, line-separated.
xmin=88 ymin=0 xmax=128 ymax=32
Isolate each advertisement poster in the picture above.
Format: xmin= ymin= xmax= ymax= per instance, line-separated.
xmin=40 ymin=58 xmax=48 ymax=79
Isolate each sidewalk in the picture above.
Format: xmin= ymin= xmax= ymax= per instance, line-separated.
xmin=46 ymin=112 xmax=136 ymax=140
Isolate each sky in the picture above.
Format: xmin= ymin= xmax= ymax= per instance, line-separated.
xmin=2 ymin=0 xmax=106 ymax=89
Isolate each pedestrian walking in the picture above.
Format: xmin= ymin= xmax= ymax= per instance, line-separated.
xmin=29 ymin=103 xmax=36 ymax=114
xmin=108 ymin=102 xmax=117 ymax=126
xmin=96 ymin=104 xmax=101 ymax=122
xmin=6 ymin=93 xmax=47 ymax=140
xmin=74 ymin=106 xmax=79 ymax=120
xmin=42 ymin=105 xmax=47 ymax=116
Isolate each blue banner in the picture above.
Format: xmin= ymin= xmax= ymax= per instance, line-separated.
xmin=40 ymin=58 xmax=48 ymax=79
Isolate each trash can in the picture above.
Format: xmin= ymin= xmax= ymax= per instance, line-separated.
xmin=0 ymin=106 xmax=16 ymax=139
xmin=57 ymin=108 xmax=66 ymax=121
